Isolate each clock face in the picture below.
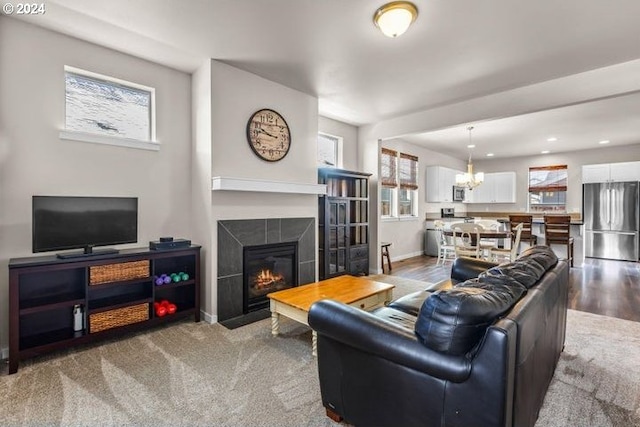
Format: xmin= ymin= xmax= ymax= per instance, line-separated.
xmin=246 ymin=109 xmax=291 ymax=162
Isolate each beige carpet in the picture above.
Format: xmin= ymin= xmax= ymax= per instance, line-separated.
xmin=1 ymin=276 xmax=639 ymax=426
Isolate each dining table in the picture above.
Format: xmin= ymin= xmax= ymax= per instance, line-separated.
xmin=443 ymin=228 xmax=512 ymax=252
xmin=443 ymin=229 xmax=511 ymax=241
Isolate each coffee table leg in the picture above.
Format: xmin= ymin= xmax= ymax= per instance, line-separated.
xmin=312 ymin=331 xmax=317 ymax=356
xmin=271 ymin=311 xmax=280 ymax=336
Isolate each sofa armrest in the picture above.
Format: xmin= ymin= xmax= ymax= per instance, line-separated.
xmin=451 ymin=257 xmax=499 ymax=283
xmin=308 ymin=299 xmax=472 ymax=383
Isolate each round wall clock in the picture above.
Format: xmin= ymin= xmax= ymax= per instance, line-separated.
xmin=246 ymin=108 xmax=291 ymax=162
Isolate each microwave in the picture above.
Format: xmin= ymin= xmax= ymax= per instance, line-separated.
xmin=453 ymin=186 xmax=465 ymax=202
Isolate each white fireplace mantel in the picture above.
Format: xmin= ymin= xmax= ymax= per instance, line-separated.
xmin=211 ymin=176 xmax=327 ymax=195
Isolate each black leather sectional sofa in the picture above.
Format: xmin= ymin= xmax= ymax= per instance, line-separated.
xmin=308 ymin=246 xmax=569 ymax=427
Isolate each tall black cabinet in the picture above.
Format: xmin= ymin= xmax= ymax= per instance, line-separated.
xmin=318 ymin=168 xmax=371 ymax=280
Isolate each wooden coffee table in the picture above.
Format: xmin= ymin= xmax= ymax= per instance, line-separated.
xmin=267 ymin=275 xmax=394 ymax=356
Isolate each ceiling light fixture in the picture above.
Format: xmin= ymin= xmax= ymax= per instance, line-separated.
xmin=547 ymin=137 xmax=557 ymax=142
xmin=599 ymin=140 xmax=610 ymax=144
xmin=541 ymin=150 xmax=550 ymax=154
xmin=373 ymin=1 xmax=418 ymax=38
xmin=455 ymin=126 xmax=484 ymax=190
xmin=486 ymin=153 xmax=495 ymax=157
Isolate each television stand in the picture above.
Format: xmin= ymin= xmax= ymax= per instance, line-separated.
xmin=8 ymin=245 xmax=201 ymax=374
xmin=57 ymin=248 xmax=119 ymax=259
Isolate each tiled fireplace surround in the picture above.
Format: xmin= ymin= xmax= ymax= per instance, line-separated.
xmin=217 ymin=217 xmax=315 ymax=323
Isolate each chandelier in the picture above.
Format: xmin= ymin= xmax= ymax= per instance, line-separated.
xmin=455 ymin=126 xmax=484 ymax=190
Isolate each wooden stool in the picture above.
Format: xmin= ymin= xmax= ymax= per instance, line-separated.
xmin=544 ymin=215 xmax=574 ymax=267
xmin=381 ymin=242 xmax=392 ymax=273
xmin=509 ymin=214 xmax=538 ymax=249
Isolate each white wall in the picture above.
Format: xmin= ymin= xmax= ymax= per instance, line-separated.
xmin=471 ymin=143 xmax=640 ymax=214
xmin=379 ymin=139 xmax=467 ymax=262
xmin=206 ymin=60 xmax=318 ymax=320
xmin=318 ymin=116 xmax=358 ymax=171
xmin=0 ymin=17 xmax=192 ymax=351
xmin=191 ymin=60 xmax=214 ymax=319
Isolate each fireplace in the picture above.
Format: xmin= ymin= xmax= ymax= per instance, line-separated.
xmin=243 ymin=242 xmax=298 ymax=313
xmin=217 ymin=217 xmax=315 ymax=326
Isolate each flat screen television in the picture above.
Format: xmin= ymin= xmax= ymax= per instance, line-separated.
xmin=32 ymin=196 xmax=138 ymax=258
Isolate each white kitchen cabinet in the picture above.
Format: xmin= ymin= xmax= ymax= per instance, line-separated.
xmin=582 ymin=164 xmax=611 ymax=183
xmin=609 ymin=162 xmax=640 ymax=182
xmin=426 ymin=166 xmax=462 ymax=202
xmin=464 ymin=178 xmax=489 ymax=203
xmin=582 ymin=162 xmax=640 ymax=183
xmin=493 ymin=172 xmax=516 ymax=203
xmin=464 ymin=172 xmax=516 ymax=203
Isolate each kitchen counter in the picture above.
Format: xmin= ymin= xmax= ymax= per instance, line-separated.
xmin=492 ymin=217 xmax=583 ymax=225
xmin=532 ymin=218 xmax=583 ymax=225
xmin=424 ymin=214 xmax=473 ymax=220
xmin=425 ymin=211 xmax=583 ymax=225
xmin=424 ymin=212 xmax=585 ymax=265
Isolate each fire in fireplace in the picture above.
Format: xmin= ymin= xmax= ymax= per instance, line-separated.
xmin=243 ymin=242 xmax=298 ymax=313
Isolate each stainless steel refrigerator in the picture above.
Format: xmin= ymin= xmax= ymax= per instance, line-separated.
xmin=583 ymin=181 xmax=639 ymax=261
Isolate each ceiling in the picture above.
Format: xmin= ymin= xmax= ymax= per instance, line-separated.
xmin=11 ymin=0 xmax=640 ymax=158
xmin=403 ymin=91 xmax=640 ymax=159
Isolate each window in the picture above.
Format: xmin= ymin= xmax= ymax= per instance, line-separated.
xmin=317 ymin=133 xmax=342 ymax=167
xmin=61 ymin=66 xmax=157 ymax=150
xmin=380 ymin=187 xmax=395 ymax=217
xmin=528 ymin=165 xmax=568 ymax=212
xmin=380 ymin=148 xmax=419 ymax=218
xmin=381 ymin=148 xmax=398 ymax=218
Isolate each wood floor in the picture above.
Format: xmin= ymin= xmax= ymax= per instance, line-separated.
xmin=386 ymin=255 xmax=640 ymax=323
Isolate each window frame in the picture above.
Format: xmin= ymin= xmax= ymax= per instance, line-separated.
xmin=60 ymin=65 xmax=159 ymax=151
xmin=380 ymin=186 xmax=397 ymax=218
xmin=317 ymin=132 xmax=343 ymax=168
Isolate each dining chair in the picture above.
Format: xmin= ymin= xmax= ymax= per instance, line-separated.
xmin=450 ymin=222 xmax=485 ymax=233
xmin=452 ymin=225 xmax=482 ymax=259
xmin=508 ymin=215 xmax=538 ymax=251
xmin=544 ymin=215 xmax=574 ymax=267
xmin=474 ymin=219 xmax=501 ymax=230
xmin=434 ymin=220 xmax=455 ymax=265
xmin=475 ymin=219 xmax=501 ymax=255
xmin=490 ymin=223 xmax=523 ymax=262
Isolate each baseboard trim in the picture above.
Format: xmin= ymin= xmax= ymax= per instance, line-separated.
xmin=390 ymin=251 xmax=423 ymax=262
xmin=201 ymin=310 xmax=217 ymax=324
xmin=372 ymin=250 xmax=423 ymax=275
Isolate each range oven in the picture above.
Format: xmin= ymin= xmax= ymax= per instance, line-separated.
xmin=441 ymin=208 xmax=455 ymax=217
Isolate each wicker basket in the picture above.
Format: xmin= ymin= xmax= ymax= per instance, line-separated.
xmin=89 ymin=260 xmax=150 ymax=285
xmin=89 ymin=303 xmax=149 ymax=333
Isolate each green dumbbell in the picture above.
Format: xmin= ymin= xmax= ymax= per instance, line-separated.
xmin=180 ymin=272 xmax=189 ymax=281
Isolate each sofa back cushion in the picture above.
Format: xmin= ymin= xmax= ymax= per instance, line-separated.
xmin=415 ymin=281 xmax=526 ymax=355
xmin=450 ymin=257 xmax=499 ymax=285
xmin=481 ymin=245 xmax=558 ymax=289
xmin=518 ymin=245 xmax=559 ymax=270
